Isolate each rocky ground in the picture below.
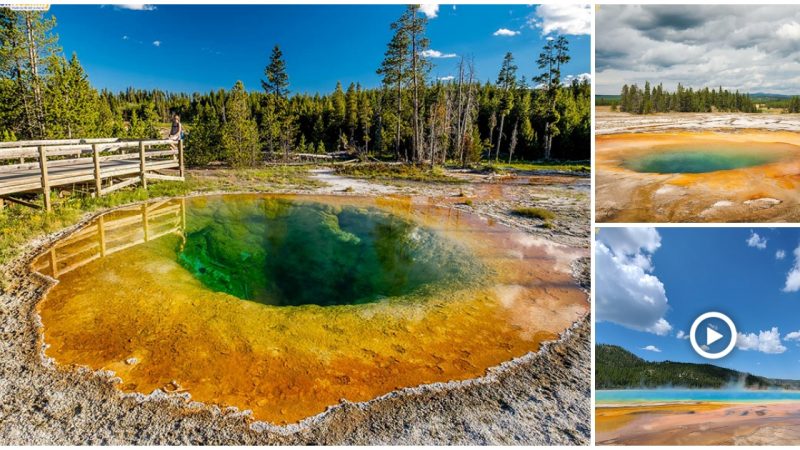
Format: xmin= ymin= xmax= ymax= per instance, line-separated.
xmin=596 ymin=109 xmax=800 ymax=135
xmin=0 ymin=167 xmax=590 ymax=445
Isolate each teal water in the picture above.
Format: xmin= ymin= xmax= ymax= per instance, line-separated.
xmin=177 ymin=196 xmax=484 ymax=307
xmin=597 ymin=389 xmax=800 ymax=403
xmin=623 ymin=149 xmax=778 ymax=174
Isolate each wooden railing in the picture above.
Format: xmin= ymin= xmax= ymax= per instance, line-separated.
xmin=33 ymin=198 xmax=186 ymax=279
xmin=0 ymin=138 xmax=185 ymax=211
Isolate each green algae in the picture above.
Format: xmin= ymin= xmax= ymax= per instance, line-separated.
xmin=177 ymin=196 xmax=482 ymax=306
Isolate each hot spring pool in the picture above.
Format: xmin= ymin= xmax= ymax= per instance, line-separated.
xmin=622 ymin=145 xmax=780 ymax=174
xmin=32 ymin=194 xmax=587 ymax=424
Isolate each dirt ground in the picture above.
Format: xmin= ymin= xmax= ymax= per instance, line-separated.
xmin=596 ymin=108 xmax=800 ymax=135
xmin=0 ymin=167 xmax=590 ymax=445
xmin=596 ymin=402 xmax=800 ymax=445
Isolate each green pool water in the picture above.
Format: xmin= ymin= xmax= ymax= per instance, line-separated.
xmin=623 ymin=148 xmax=779 ymax=174
xmin=177 ymin=196 xmax=482 ymax=307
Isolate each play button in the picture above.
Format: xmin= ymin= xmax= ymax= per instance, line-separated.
xmin=706 ymin=327 xmax=723 ymax=346
xmin=690 ymin=311 xmax=737 ymax=360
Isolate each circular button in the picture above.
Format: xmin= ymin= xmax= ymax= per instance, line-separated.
xmin=689 ymin=311 xmax=737 ymax=359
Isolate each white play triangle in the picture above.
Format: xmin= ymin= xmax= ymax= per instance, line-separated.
xmin=706 ymin=327 xmax=723 ymax=346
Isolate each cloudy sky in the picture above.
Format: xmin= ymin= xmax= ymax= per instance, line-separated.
xmin=596 ymin=5 xmax=800 ymax=95
xmin=596 ymin=227 xmax=800 ymax=379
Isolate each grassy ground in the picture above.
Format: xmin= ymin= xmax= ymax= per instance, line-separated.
xmin=189 ymin=165 xmax=324 ymax=191
xmin=511 ymin=207 xmax=556 ymax=229
xmin=478 ymin=160 xmax=591 ymax=174
xmin=333 ymin=163 xmax=460 ymax=183
xmin=0 ymin=165 xmax=321 ymax=274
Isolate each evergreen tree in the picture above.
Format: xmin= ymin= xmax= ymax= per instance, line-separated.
xmin=45 ymin=53 xmax=97 ymax=138
xmin=534 ymin=35 xmax=570 ymax=159
xmin=261 ymin=44 xmax=291 ymax=155
xmin=222 ymin=81 xmax=260 ymax=167
xmin=344 ymin=82 xmax=358 ymax=146
xmin=405 ymin=5 xmax=430 ymax=161
xmin=358 ymin=87 xmax=373 ymax=154
xmin=262 ymin=45 xmax=289 ymax=98
xmin=0 ymin=10 xmax=59 ymax=138
xmin=377 ymin=10 xmax=410 ymax=160
xmin=187 ymin=103 xmax=222 ymax=166
xmin=126 ymin=110 xmax=146 ymax=138
xmin=787 ymin=96 xmax=800 ymax=114
xmin=495 ymin=52 xmax=517 ymax=161
xmin=516 ymin=88 xmax=535 ymax=155
xmin=331 ymin=81 xmax=346 ymax=137
xmin=642 ymin=80 xmax=652 ymax=114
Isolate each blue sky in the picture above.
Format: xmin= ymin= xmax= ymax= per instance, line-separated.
xmin=48 ymin=4 xmax=591 ymax=94
xmin=596 ymin=227 xmax=800 ymax=380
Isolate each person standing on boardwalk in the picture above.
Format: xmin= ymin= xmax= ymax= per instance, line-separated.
xmin=168 ymin=114 xmax=182 ymax=150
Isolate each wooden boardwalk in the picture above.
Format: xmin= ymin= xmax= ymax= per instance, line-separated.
xmin=0 ymin=138 xmax=185 ymax=211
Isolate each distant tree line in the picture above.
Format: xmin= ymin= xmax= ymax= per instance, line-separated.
xmin=596 ymin=344 xmax=800 ymax=390
xmin=787 ymin=96 xmax=800 ymax=113
xmin=613 ymin=81 xmax=758 ymax=114
xmin=1 ymin=7 xmax=590 ymax=166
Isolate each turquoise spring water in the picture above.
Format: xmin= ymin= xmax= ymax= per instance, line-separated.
xmin=623 ymin=149 xmax=778 ymax=174
xmin=596 ymin=389 xmax=800 ymax=404
xmin=177 ymin=196 xmax=483 ymax=307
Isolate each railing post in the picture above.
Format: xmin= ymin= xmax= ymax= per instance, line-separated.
xmin=92 ymin=143 xmax=102 ymax=197
xmin=178 ymin=139 xmax=185 ymax=178
xmin=49 ymin=247 xmax=58 ymax=278
xmin=180 ymin=197 xmax=186 ymax=232
xmin=139 ymin=140 xmax=147 ymax=189
xmin=38 ymin=145 xmax=51 ymax=212
xmin=98 ymin=215 xmax=106 ymax=257
xmin=142 ymin=204 xmax=149 ymax=242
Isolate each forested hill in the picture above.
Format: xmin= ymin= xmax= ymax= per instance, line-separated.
xmin=596 ymin=344 xmax=800 ymax=390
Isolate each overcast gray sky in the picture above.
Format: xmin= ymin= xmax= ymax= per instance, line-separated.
xmin=596 ymin=5 xmax=800 ymax=95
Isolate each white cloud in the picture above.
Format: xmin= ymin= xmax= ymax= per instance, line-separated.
xmin=421 ymin=49 xmax=457 ymax=59
xmin=676 ymin=330 xmax=689 ymax=340
xmin=122 ymin=35 xmax=129 ymax=40
xmin=597 ymin=227 xmax=661 ymax=270
xmin=784 ymin=244 xmax=800 ymax=292
xmin=116 ymin=4 xmax=156 ymax=11
xmin=419 ymin=4 xmax=439 ymax=19
xmin=776 ymin=21 xmax=800 ymax=40
xmin=152 ymin=40 xmax=161 ymax=47
xmin=777 ymin=249 xmax=786 ymax=260
xmin=746 ymin=230 xmax=768 ymax=249
xmin=596 ymin=228 xmax=672 ymax=335
xmin=737 ymin=327 xmax=787 ymax=354
xmin=532 ymin=4 xmax=591 ymax=36
xmin=563 ymin=73 xmax=592 ymax=85
xmin=784 ymin=330 xmax=800 ymax=341
xmin=437 ymin=75 xmax=455 ymax=81
xmin=648 ymin=319 xmax=672 ymax=335
xmin=642 ymin=345 xmax=661 ymax=352
xmin=493 ymin=28 xmax=520 ymax=37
